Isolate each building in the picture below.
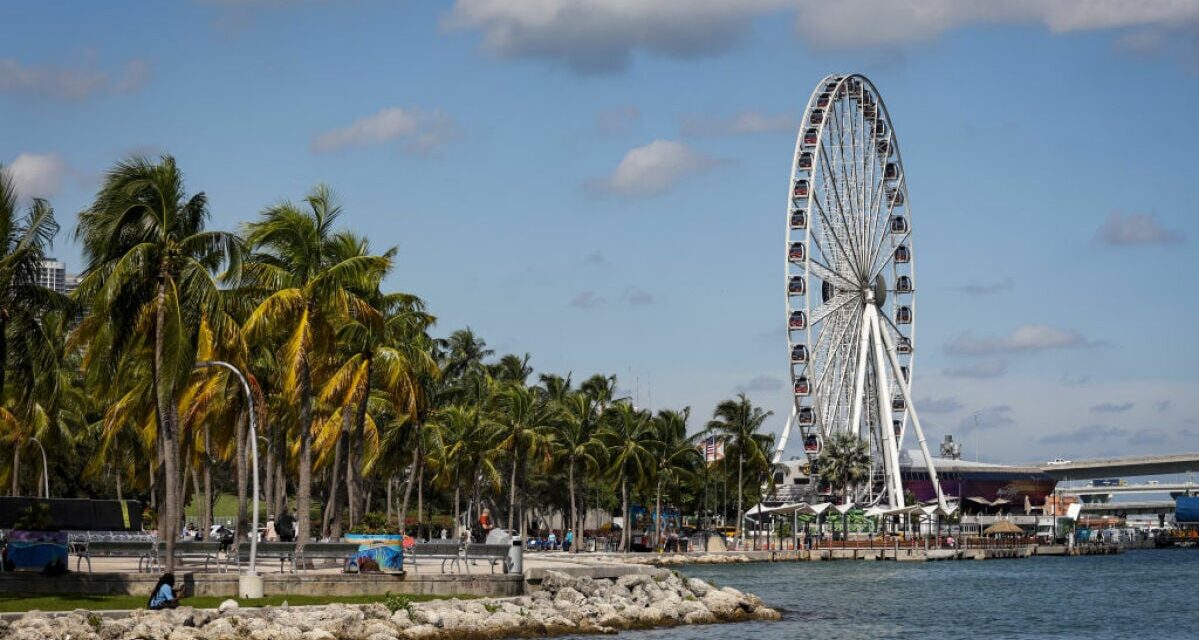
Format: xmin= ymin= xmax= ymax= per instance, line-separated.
xmin=36 ymin=258 xmax=80 ymax=295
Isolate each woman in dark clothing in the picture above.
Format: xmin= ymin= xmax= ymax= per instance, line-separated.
xmin=148 ymin=573 xmax=182 ymax=610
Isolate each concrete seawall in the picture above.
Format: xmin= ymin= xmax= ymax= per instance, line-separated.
xmin=0 ymin=570 xmax=525 ymax=598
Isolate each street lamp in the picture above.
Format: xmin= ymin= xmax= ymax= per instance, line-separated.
xmin=29 ymin=437 xmax=49 ymax=498
xmin=194 ymin=360 xmax=261 ymax=596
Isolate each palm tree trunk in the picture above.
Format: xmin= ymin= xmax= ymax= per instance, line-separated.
xmin=352 ymin=360 xmax=370 ymax=522
xmin=10 ymin=447 xmax=18 ymax=497
xmin=386 ymin=474 xmax=393 ymax=524
xmin=417 ymin=459 xmax=424 ymax=538
xmin=398 ymin=439 xmax=420 ymax=534
xmin=507 ymin=447 xmax=519 ymax=532
xmin=295 ymin=359 xmax=314 ymax=553
xmin=202 ymin=422 xmax=213 ymax=534
xmin=620 ymin=477 xmax=629 ymax=552
xmin=115 ymin=468 xmax=123 ymax=501
xmin=655 ymin=478 xmax=663 ymax=552
xmin=154 ymin=279 xmax=181 ymax=572
xmin=736 ymin=452 xmax=744 ymax=550
xmin=263 ymin=419 xmax=274 ymax=518
xmin=322 ymin=412 xmax=346 ymax=538
xmin=235 ymin=410 xmax=248 ymax=546
xmin=568 ymin=459 xmax=578 ymax=554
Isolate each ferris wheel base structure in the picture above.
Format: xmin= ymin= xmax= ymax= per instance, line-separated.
xmin=775 ymin=73 xmax=948 ymax=511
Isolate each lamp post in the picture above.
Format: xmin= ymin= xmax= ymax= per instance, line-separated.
xmin=195 ymin=360 xmax=261 ymax=596
xmin=28 ymin=437 xmax=49 ymax=498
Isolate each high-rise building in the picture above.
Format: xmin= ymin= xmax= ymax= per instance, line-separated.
xmin=36 ymin=258 xmax=80 ymax=295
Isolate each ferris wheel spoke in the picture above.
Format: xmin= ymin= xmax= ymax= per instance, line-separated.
xmin=810 ymin=292 xmax=859 ymax=326
xmin=807 ymin=258 xmax=857 ymax=290
xmin=816 ymin=138 xmax=864 ymax=272
xmin=869 ymin=229 xmax=911 ymax=282
xmin=826 ymin=97 xmax=866 ymax=273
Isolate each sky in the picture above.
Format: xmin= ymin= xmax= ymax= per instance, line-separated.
xmin=2 ymin=0 xmax=1198 ymax=465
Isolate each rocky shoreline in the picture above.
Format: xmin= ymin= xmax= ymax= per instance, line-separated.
xmin=0 ymin=570 xmax=779 ymax=640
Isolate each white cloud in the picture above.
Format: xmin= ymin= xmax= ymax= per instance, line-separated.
xmin=7 ymin=153 xmax=68 ymax=199
xmin=1039 ymin=424 xmax=1127 ymax=445
xmin=568 ymin=290 xmax=605 ymax=309
xmin=954 ymin=278 xmax=1012 ymax=296
xmin=944 ymin=360 xmax=1007 ymax=379
xmin=445 ymin=0 xmax=784 ymax=73
xmin=735 ymin=375 xmax=783 ymax=393
xmin=945 ymin=324 xmax=1097 ymax=357
xmin=595 ymin=105 xmax=639 ymax=134
xmin=1090 ymin=402 xmax=1134 ymax=414
xmin=681 ymin=110 xmax=798 ymax=136
xmin=1095 ymin=211 xmax=1184 ymax=246
xmin=0 ymin=57 xmax=150 ymax=101
xmin=312 ymin=107 xmax=456 ymax=154
xmin=588 ymin=140 xmax=717 ymax=197
xmin=791 ymin=0 xmax=1199 ymax=48
xmin=446 ymin=1 xmax=1199 ymax=72
xmin=916 ymin=396 xmax=962 ymax=414
xmin=622 ymin=286 xmax=655 ymax=306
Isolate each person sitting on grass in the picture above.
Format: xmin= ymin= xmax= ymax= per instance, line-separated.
xmin=148 ymin=573 xmax=182 ymax=610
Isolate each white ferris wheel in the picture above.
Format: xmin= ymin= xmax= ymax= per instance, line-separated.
xmin=774 ymin=73 xmax=946 ymax=510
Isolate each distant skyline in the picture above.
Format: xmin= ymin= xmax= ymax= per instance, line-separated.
xmin=3 ymin=1 xmax=1197 ymax=464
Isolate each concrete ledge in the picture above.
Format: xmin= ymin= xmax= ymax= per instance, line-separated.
xmin=0 ymin=571 xmax=524 ymax=598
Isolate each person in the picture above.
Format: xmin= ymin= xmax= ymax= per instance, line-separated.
xmin=440 ymin=527 xmax=448 ymax=540
xmin=148 ymin=573 xmax=181 ymax=610
xmin=564 ymin=529 xmax=574 ymax=552
xmin=264 ymin=519 xmax=279 ymax=542
xmin=277 ymin=508 xmax=296 ymax=543
xmin=547 ymin=530 xmax=558 ymax=550
xmin=946 ymin=535 xmax=956 ymax=549
xmin=479 ymin=508 xmax=493 ymax=536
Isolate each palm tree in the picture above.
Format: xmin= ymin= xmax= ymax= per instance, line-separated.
xmin=650 ymin=408 xmax=699 ymax=550
xmin=240 ymin=184 xmax=389 ymax=551
xmin=556 ymin=391 xmax=603 ymax=552
xmin=705 ymin=393 xmax=773 ymax=549
xmin=819 ymin=432 xmax=871 ymax=540
xmin=321 ymin=234 xmax=435 ymax=527
xmin=74 ymin=155 xmax=239 ymax=571
xmin=495 ymin=384 xmax=559 ymax=537
xmin=0 ymin=164 xmax=67 ymax=493
xmin=601 ymin=401 xmax=657 ymax=552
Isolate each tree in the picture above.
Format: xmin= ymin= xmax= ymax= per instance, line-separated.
xmin=0 ymin=165 xmax=68 ymax=494
xmin=74 ymin=155 xmax=239 ymax=571
xmin=601 ymin=401 xmax=657 ymax=552
xmin=705 ymin=393 xmax=773 ymax=549
xmin=650 ymin=408 xmax=699 ymax=550
xmin=495 ymin=384 xmax=559 ymax=537
xmin=240 ymin=184 xmax=389 ymax=552
xmin=818 ymin=432 xmax=871 ymax=540
xmin=556 ymin=392 xmax=603 ymax=552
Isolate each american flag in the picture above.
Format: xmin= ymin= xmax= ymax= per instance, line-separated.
xmin=700 ymin=436 xmax=725 ymax=463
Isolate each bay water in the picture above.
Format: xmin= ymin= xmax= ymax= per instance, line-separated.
xmin=568 ymin=549 xmax=1195 ymax=639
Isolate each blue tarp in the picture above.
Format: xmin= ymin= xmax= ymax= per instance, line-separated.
xmin=1176 ymin=496 xmax=1199 ymax=523
xmin=5 ymin=530 xmax=68 ymax=570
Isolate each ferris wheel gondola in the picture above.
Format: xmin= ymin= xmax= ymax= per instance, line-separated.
xmin=773 ymin=73 xmax=947 ymax=510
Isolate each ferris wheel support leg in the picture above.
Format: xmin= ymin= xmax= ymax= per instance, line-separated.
xmin=867 ymin=307 xmax=904 ymax=508
xmin=848 ymin=311 xmax=872 ymax=441
xmin=878 ymin=324 xmax=947 ymax=511
xmin=773 ymin=407 xmax=797 ymax=465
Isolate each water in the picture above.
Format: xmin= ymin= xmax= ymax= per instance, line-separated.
xmin=571 ymin=550 xmax=1197 ymax=640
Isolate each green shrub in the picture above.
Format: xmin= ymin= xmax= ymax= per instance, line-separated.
xmin=384 ymin=592 xmax=414 ymax=614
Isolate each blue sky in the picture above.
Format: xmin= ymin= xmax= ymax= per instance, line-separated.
xmin=3 ymin=1 xmax=1198 ymax=464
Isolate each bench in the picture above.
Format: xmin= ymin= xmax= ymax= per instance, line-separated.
xmin=230 ymin=542 xmax=297 ymax=573
xmin=74 ymin=539 xmax=158 ymax=573
xmin=408 ymin=542 xmax=511 ymax=574
xmin=153 ymin=541 xmax=226 ymax=572
xmin=297 ymin=542 xmax=361 ymax=571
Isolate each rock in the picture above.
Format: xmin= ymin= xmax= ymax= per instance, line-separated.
xmin=554 ymin=586 xmax=585 ymax=605
xmin=301 ymin=631 xmax=338 ymax=640
xmin=687 ymin=577 xmax=714 ymax=596
xmin=702 ymin=590 xmax=743 ymax=617
xmin=218 ymin=599 xmax=240 ymax=614
xmin=403 ymin=624 xmax=440 ymax=639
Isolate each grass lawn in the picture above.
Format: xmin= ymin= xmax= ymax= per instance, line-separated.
xmin=0 ymin=592 xmax=466 ymax=613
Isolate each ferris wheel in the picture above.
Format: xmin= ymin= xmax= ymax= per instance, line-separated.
xmin=774 ymin=73 xmax=945 ymax=509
